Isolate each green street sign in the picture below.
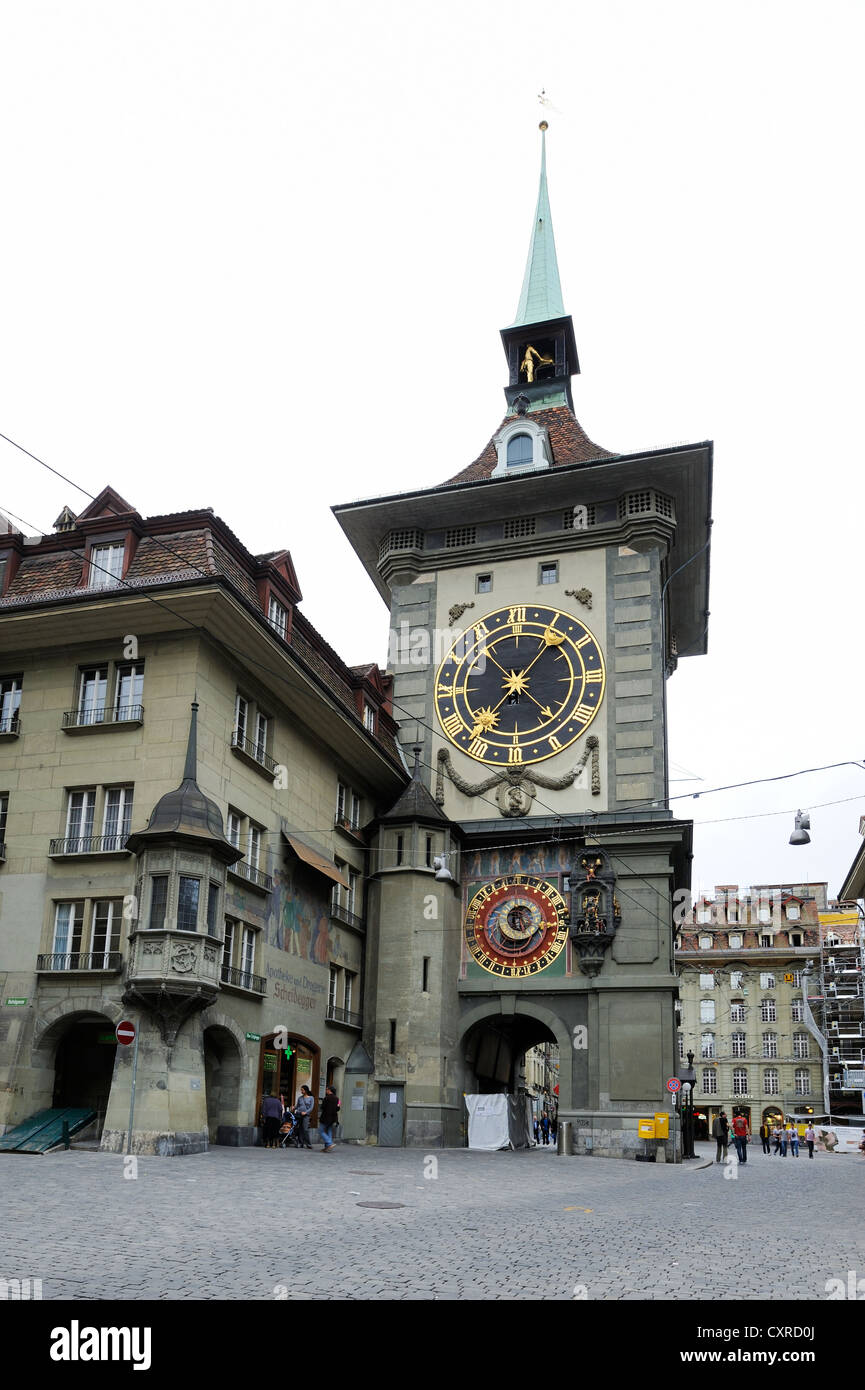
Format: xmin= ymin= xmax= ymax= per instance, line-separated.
xmin=5 ymin=998 xmax=27 ymax=1006
xmin=245 ymin=1031 xmax=261 ymax=1042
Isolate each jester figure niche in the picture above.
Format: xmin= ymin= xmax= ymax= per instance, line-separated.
xmin=569 ymin=851 xmax=621 ymax=977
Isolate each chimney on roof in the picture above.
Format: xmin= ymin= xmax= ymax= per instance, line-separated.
xmin=53 ymin=506 xmax=77 ymax=532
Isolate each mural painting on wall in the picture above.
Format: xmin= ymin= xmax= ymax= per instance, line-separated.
xmin=465 ymin=844 xmax=571 ymax=888
xmin=268 ymin=866 xmax=346 ymax=965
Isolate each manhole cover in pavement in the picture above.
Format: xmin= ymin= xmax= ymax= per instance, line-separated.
xmin=348 ymin=1170 xmax=384 ymax=1175
xmin=356 ymin=1201 xmax=406 ymax=1209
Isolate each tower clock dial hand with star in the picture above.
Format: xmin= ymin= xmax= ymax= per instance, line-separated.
xmin=435 ymin=603 xmax=605 ymax=766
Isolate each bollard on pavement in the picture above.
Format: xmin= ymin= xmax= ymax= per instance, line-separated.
xmin=556 ymin=1119 xmax=573 ymax=1156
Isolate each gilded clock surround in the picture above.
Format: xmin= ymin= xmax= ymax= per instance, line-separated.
xmin=434 ymin=603 xmax=606 ymax=766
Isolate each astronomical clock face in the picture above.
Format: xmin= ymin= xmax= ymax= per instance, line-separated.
xmin=435 ymin=603 xmax=605 ymax=765
xmin=465 ymin=876 xmax=569 ymax=977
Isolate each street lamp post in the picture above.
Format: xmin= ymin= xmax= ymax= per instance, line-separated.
xmin=679 ymin=1049 xmax=697 ymax=1159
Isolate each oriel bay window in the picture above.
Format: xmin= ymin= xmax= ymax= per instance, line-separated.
xmin=177 ymin=876 xmax=201 ymax=930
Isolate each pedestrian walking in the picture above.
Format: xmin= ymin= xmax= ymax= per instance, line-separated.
xmin=260 ymin=1093 xmax=283 ymax=1148
xmin=772 ymin=1125 xmax=782 ymax=1154
xmin=790 ymin=1125 xmax=800 ymax=1157
xmin=780 ymin=1125 xmax=788 ymax=1157
xmin=319 ymin=1085 xmax=339 ymax=1152
xmin=712 ymin=1111 xmax=728 ymax=1163
xmin=541 ymin=1114 xmax=550 ymax=1146
xmin=731 ymin=1111 xmax=749 ymax=1163
xmin=533 ymin=1117 xmax=540 ymax=1144
xmin=804 ymin=1123 xmax=816 ymax=1158
xmin=295 ymin=1084 xmax=314 ymax=1148
xmin=759 ymin=1121 xmax=772 ymax=1155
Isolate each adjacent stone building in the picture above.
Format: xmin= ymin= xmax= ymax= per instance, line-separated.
xmin=675 ymin=883 xmax=826 ymax=1136
xmin=0 ymin=488 xmax=405 ymax=1153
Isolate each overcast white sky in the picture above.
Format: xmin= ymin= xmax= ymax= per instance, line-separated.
xmin=1 ymin=1 xmax=863 ymax=897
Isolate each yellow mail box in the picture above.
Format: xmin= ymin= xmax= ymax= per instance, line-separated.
xmin=638 ymin=1118 xmax=656 ymax=1138
xmin=654 ymin=1113 xmax=670 ymax=1139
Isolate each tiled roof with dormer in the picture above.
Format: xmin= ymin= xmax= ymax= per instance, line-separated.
xmin=441 ymin=405 xmax=616 ymax=485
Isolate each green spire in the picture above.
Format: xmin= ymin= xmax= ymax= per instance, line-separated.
xmin=509 ymin=125 xmax=566 ymax=328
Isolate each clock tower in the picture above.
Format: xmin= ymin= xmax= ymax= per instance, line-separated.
xmin=334 ymin=126 xmax=712 ymax=1155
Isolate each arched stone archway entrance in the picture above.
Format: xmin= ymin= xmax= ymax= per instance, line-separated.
xmin=463 ymin=1014 xmax=557 ymax=1093
xmin=35 ymin=1008 xmax=118 ymax=1137
xmin=203 ymin=1023 xmax=245 ymax=1145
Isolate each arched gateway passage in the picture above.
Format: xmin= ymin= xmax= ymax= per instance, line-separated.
xmin=459 ymin=1002 xmax=573 ymax=1146
xmin=464 ymin=1015 xmax=557 ymax=1093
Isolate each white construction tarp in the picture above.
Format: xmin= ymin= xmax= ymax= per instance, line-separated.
xmin=816 ymin=1124 xmax=865 ymax=1154
xmin=465 ymin=1094 xmax=510 ymax=1150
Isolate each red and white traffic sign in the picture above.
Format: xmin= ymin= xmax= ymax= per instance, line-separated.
xmin=116 ymin=1020 xmax=136 ymax=1046
xmin=666 ymin=1077 xmax=681 ymax=1093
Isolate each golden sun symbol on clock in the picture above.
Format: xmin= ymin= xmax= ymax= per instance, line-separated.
xmin=434 ymin=604 xmax=605 ymax=766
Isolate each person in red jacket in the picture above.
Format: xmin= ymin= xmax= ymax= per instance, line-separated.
xmin=731 ymin=1112 xmax=750 ymax=1163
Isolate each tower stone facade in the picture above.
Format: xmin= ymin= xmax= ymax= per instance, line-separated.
xmin=335 ymin=128 xmax=713 ymax=1155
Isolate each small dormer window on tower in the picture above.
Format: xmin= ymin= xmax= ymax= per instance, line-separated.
xmin=506 ymin=434 xmax=533 ymax=468
xmin=491 ymin=418 xmax=552 ymax=479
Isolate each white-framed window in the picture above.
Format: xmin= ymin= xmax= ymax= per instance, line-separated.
xmin=732 ymin=1068 xmax=748 ymax=1096
xmin=700 ymin=999 xmax=715 ymax=1024
xmin=786 ymin=904 xmax=800 ymax=921
xmin=241 ymin=925 xmax=256 ymax=983
xmin=791 ymin=999 xmax=804 ymax=1022
xmin=790 ymin=932 xmax=803 ymax=947
xmin=88 ymin=542 xmax=125 ymax=590
xmin=732 ymin=1031 xmax=747 ymax=1058
xmin=234 ymin=693 xmax=248 ymax=744
xmin=760 ymin=973 xmax=775 ymax=989
xmin=347 ymin=867 xmax=360 ymax=917
xmin=762 ymin=1032 xmax=777 ymax=1059
xmin=363 ymin=703 xmax=376 ymax=733
xmin=793 ymin=1032 xmax=809 ymax=1059
xmin=757 ymin=906 xmax=771 ymax=924
xmin=78 ymin=667 xmax=108 ymax=724
xmin=730 ymin=970 xmax=744 ymax=990
xmin=697 ymin=907 xmax=712 ymax=925
xmin=0 ymin=675 xmax=22 ymax=733
xmin=701 ymin=1032 xmax=715 ymax=1060
xmin=0 ymin=791 xmax=8 ymax=846
xmin=728 ymin=933 xmax=743 ymax=949
xmin=794 ymin=1069 xmax=810 ymax=1096
xmin=507 ymin=433 xmax=533 ymax=468
xmin=254 ymin=712 xmax=269 ymax=762
xmin=761 ymin=998 xmax=777 ymax=1023
xmin=102 ymin=786 xmax=133 ymax=849
xmin=539 ymin=560 xmax=558 ymax=586
xmin=336 ymin=782 xmax=347 ymax=823
xmin=247 ymin=822 xmax=262 ymax=870
xmin=226 ymin=809 xmax=241 ymax=850
xmin=491 ymin=418 xmax=553 ymax=478
xmin=760 ymin=935 xmax=772 ymax=947
xmin=344 ymin=969 xmax=356 ymax=1014
xmin=789 ymin=969 xmax=802 ymax=987
xmin=350 ymin=792 xmax=361 ymax=831
xmin=114 ymin=664 xmax=144 ymax=718
xmin=764 ymin=1068 xmax=779 ymax=1095
xmin=267 ymin=595 xmax=288 ymax=639
xmin=699 ymin=935 xmax=713 ymax=950
xmin=727 ymin=903 xmax=739 ymax=923
xmin=328 ymin=965 xmax=339 ymax=1009
xmin=701 ymin=1069 xmax=717 ymax=1094
xmin=730 ymin=1001 xmax=746 ymax=1023
xmin=222 ymin=918 xmax=236 ymax=974
xmin=91 ymin=899 xmax=123 ymax=964
xmin=699 ymin=973 xmax=715 ymax=989
xmin=65 ymin=789 xmax=96 ymax=848
xmin=52 ymin=900 xmax=84 ymax=958
xmin=476 ymin=573 xmax=493 ymax=595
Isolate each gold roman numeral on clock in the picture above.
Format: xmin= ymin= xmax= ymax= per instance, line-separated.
xmin=507 ymin=745 xmax=523 ymax=764
xmin=548 ymin=735 xmax=562 ymax=751
xmin=584 ymin=669 xmax=603 ymax=683
xmin=468 ymin=737 xmax=488 ymax=758
xmin=442 ymin=713 xmax=462 ymax=737
xmin=573 ymin=703 xmax=595 ymax=723
xmin=508 ymin=606 xmax=526 ymax=624
xmin=473 ymin=622 xmax=490 ymax=641
xmin=575 ymin=634 xmax=593 ymax=649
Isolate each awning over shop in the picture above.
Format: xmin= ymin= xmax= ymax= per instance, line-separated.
xmin=281 ymin=830 xmax=349 ymax=889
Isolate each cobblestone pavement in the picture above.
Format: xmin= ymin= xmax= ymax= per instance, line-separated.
xmin=1 ymin=1140 xmax=862 ymax=1300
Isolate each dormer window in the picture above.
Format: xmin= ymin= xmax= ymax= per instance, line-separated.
xmin=785 ymin=904 xmax=800 ymax=921
xmin=363 ymin=702 xmax=376 ymax=734
xmin=88 ymin=542 xmax=125 ymax=590
xmin=506 ymin=434 xmax=533 ymax=468
xmin=267 ymin=596 xmax=287 ymax=639
xmin=491 ymin=419 xmax=552 ymax=478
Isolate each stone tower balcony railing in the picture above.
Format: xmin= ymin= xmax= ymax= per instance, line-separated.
xmin=125 ymin=928 xmax=222 ymax=997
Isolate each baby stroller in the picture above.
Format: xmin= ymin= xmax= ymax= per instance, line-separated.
xmin=279 ymin=1107 xmax=304 ymax=1149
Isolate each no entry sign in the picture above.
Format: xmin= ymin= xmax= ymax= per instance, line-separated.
xmin=116 ymin=1020 xmax=136 ymax=1046
xmin=666 ymin=1077 xmax=681 ymax=1093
